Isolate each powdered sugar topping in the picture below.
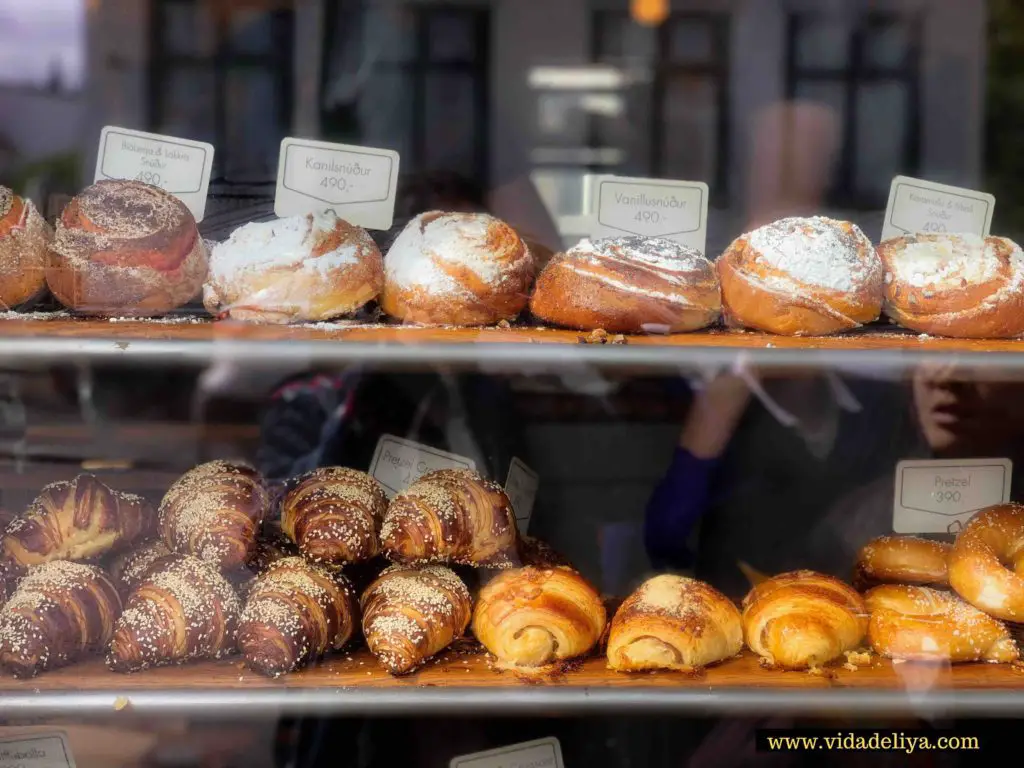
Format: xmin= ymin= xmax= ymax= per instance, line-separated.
xmin=885 ymin=234 xmax=1022 ymax=291
xmin=745 ymin=216 xmax=880 ymax=293
xmin=570 ymin=236 xmax=709 ymax=275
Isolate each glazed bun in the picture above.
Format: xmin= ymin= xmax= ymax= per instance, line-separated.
xmin=0 ymin=186 xmax=51 ymax=309
xmin=381 ymin=211 xmax=535 ymax=326
xmin=878 ymin=233 xmax=1024 ymax=338
xmin=717 ymin=216 xmax=883 ymax=335
xmin=204 ymin=211 xmax=384 ymax=323
xmin=529 ymin=236 xmax=720 ymax=334
xmin=47 ymin=180 xmax=207 ymax=315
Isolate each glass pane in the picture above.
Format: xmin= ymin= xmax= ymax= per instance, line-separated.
xmin=157 ymin=68 xmax=216 ymax=144
xmin=661 ymin=75 xmax=718 ymax=184
xmin=224 ymin=69 xmax=281 ymax=178
xmin=425 ymin=72 xmax=477 ymax=177
xmin=427 ymin=12 xmax=477 ymax=63
xmin=669 ymin=19 xmax=715 ymax=65
xmin=794 ymin=80 xmax=846 ymax=128
xmin=362 ymin=5 xmax=416 ymax=64
xmin=357 ymin=71 xmax=414 ymax=165
xmin=228 ymin=9 xmax=275 ymax=56
xmin=595 ymin=15 xmax=656 ymax=62
xmin=161 ymin=1 xmax=216 ymax=58
xmin=854 ymin=81 xmax=908 ymax=203
xmin=593 ymin=83 xmax=652 ymax=173
xmin=865 ymin=21 xmax=910 ymax=70
xmin=795 ymin=16 xmax=850 ymax=71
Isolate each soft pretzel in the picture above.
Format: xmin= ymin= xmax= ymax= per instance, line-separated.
xmin=854 ymin=535 xmax=950 ymax=590
xmin=865 ymin=584 xmax=1018 ymax=663
xmin=607 ymin=574 xmax=742 ymax=672
xmin=948 ymin=503 xmax=1024 ymax=621
xmin=741 ymin=570 xmax=867 ymax=670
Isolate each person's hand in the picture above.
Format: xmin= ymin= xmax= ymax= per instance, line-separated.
xmin=680 ymin=371 xmax=754 ymax=459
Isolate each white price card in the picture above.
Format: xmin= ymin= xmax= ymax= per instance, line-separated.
xmin=585 ymin=174 xmax=709 ymax=253
xmin=0 ymin=732 xmax=76 ymax=768
xmin=275 ymin=137 xmax=399 ymax=229
xmin=881 ymin=175 xmax=995 ymax=242
xmin=369 ymin=434 xmax=476 ymax=498
xmin=94 ymin=126 xmax=214 ymax=222
xmin=451 ymin=737 xmax=563 ymax=768
xmin=893 ymin=458 xmax=1012 ymax=534
xmin=505 ymin=457 xmax=539 ymax=533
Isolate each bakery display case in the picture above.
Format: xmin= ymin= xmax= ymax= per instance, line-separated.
xmin=6 ymin=0 xmax=1024 ymax=765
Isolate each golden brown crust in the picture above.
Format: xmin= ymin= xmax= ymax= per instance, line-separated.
xmin=203 ymin=213 xmax=384 ymax=323
xmin=0 ymin=187 xmax=50 ymax=308
xmin=2 ymin=474 xmax=155 ymax=575
xmin=237 ymin=556 xmax=357 ymax=677
xmin=381 ymin=211 xmax=535 ymax=326
xmin=159 ymin=460 xmax=270 ymax=572
xmin=948 ymin=503 xmax=1024 ymax=621
xmin=607 ymin=574 xmax=742 ymax=672
xmin=529 ymin=236 xmax=721 ymax=333
xmin=854 ymin=535 xmax=950 ymax=589
xmin=107 ymin=538 xmax=172 ymax=594
xmin=741 ymin=569 xmax=867 ymax=670
xmin=717 ymin=216 xmax=883 ymax=336
xmin=281 ymin=467 xmax=388 ymax=565
xmin=878 ymin=234 xmax=1024 ymax=338
xmin=472 ymin=566 xmax=605 ymax=668
xmin=380 ymin=469 xmax=519 ymax=567
xmin=361 ymin=564 xmax=471 ymax=675
xmin=47 ymin=180 xmax=207 ymax=316
xmin=865 ymin=584 xmax=1018 ymax=663
xmin=0 ymin=560 xmax=121 ymax=678
xmin=106 ymin=553 xmax=241 ymax=672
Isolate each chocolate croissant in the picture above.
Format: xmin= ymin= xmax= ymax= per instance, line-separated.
xmin=238 ymin=556 xmax=357 ymax=677
xmin=281 ymin=467 xmax=388 ymax=566
xmin=472 ymin=566 xmax=605 ymax=667
xmin=361 ymin=564 xmax=471 ymax=674
xmin=159 ymin=460 xmax=270 ymax=571
xmin=742 ymin=569 xmax=867 ymax=670
xmin=2 ymin=474 xmax=154 ymax=574
xmin=107 ymin=553 xmax=241 ymax=672
xmin=607 ymin=574 xmax=742 ymax=672
xmin=380 ymin=469 xmax=518 ymax=567
xmin=0 ymin=560 xmax=121 ymax=677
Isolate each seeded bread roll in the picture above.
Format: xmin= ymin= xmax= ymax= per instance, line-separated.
xmin=0 ymin=186 xmax=50 ymax=309
xmin=107 ymin=538 xmax=172 ymax=593
xmin=47 ymin=179 xmax=208 ymax=316
xmin=203 ymin=211 xmax=384 ymax=323
xmin=717 ymin=216 xmax=883 ymax=335
xmin=529 ymin=236 xmax=721 ymax=333
xmin=878 ymin=233 xmax=1024 ymax=338
xmin=158 ymin=460 xmax=271 ymax=571
xmin=381 ymin=211 xmax=535 ymax=326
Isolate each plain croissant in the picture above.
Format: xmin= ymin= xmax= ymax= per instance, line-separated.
xmin=607 ymin=574 xmax=742 ymax=672
xmin=472 ymin=566 xmax=605 ymax=667
xmin=741 ymin=569 xmax=867 ymax=670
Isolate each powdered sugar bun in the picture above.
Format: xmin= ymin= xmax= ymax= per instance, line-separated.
xmin=381 ymin=210 xmax=535 ymax=326
xmin=0 ymin=186 xmax=50 ymax=309
xmin=203 ymin=211 xmax=384 ymax=323
xmin=47 ymin=179 xmax=207 ymax=316
xmin=529 ymin=235 xmax=720 ymax=333
xmin=717 ymin=216 xmax=884 ymax=336
xmin=878 ymin=233 xmax=1024 ymax=338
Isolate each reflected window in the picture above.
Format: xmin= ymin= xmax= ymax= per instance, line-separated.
xmin=149 ymin=0 xmax=294 ymax=180
xmin=786 ymin=12 xmax=922 ymax=208
xmin=320 ymin=2 xmax=490 ymax=187
xmin=591 ymin=11 xmax=731 ymax=203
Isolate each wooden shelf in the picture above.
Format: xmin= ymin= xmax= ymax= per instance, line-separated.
xmin=3 ymin=644 xmax=1024 ymax=717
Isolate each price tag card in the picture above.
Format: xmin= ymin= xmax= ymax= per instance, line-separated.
xmin=451 ymin=737 xmax=563 ymax=768
xmin=94 ymin=126 xmax=214 ymax=222
xmin=585 ymin=174 xmax=709 ymax=253
xmin=505 ymin=457 xmax=539 ymax=533
xmin=0 ymin=732 xmax=76 ymax=768
xmin=275 ymin=137 xmax=399 ymax=229
xmin=369 ymin=434 xmax=476 ymax=498
xmin=881 ymin=175 xmax=995 ymax=242
xmin=893 ymin=458 xmax=1011 ymax=534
